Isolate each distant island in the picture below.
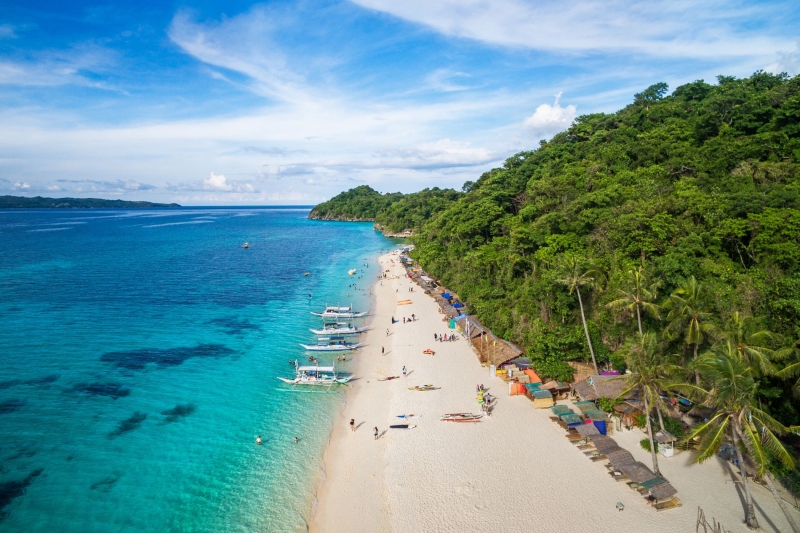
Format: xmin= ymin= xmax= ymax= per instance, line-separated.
xmin=0 ymin=195 xmax=181 ymax=209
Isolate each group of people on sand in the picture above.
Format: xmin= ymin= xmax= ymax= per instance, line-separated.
xmin=350 ymin=418 xmax=380 ymax=440
xmin=391 ymin=315 xmax=415 ymax=324
xmin=434 ymin=332 xmax=456 ymax=342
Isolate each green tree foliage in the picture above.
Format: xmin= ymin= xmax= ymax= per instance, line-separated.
xmin=309 ymin=185 xmax=403 ymax=220
xmin=374 ymin=188 xmax=462 ymax=233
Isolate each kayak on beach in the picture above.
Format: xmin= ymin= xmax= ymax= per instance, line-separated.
xmin=395 ymin=414 xmax=421 ymax=419
xmin=409 ymin=385 xmax=440 ymax=391
xmin=389 ymin=424 xmax=417 ymax=429
xmin=378 ymin=376 xmax=400 ymax=381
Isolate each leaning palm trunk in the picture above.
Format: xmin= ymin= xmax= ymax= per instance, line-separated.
xmin=575 ymin=286 xmax=598 ymax=374
xmin=693 ymin=343 xmax=700 ymax=385
xmin=643 ymin=395 xmax=661 ymax=476
xmin=731 ymin=423 xmax=759 ymax=529
xmin=656 ymin=402 xmax=665 ymax=432
xmin=734 ymin=425 xmax=800 ymax=533
xmin=636 ymin=302 xmax=643 ymax=335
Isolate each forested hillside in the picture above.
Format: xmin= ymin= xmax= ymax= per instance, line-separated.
xmin=0 ymin=196 xmax=180 ymax=208
xmin=308 ymin=185 xmax=402 ymax=220
xmin=412 ymin=72 xmax=800 ymax=422
xmin=374 ymin=188 xmax=462 ymax=233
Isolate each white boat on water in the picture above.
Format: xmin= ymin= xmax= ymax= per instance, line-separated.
xmin=310 ymin=305 xmax=367 ymax=319
xmin=309 ymin=323 xmax=369 ymax=336
xmin=300 ymin=336 xmax=364 ymax=352
xmin=278 ymin=361 xmax=352 ymax=387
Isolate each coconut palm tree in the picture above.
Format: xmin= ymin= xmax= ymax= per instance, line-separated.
xmin=607 ymin=266 xmax=661 ymax=335
xmin=617 ymin=332 xmax=681 ymax=477
xmin=664 ymin=276 xmax=713 ymax=383
xmin=776 ymin=340 xmax=800 ymax=398
xmin=688 ymin=344 xmax=800 ymax=531
xmin=555 ymin=255 xmax=603 ymax=374
xmin=715 ymin=312 xmax=780 ymax=376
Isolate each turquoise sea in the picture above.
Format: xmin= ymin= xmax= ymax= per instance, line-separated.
xmin=0 ymin=208 xmax=389 ymax=532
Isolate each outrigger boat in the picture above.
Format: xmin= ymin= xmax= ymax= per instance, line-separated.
xmin=441 ymin=413 xmax=483 ymax=422
xmin=278 ymin=361 xmax=352 ymax=389
xmin=300 ymin=336 xmax=363 ymax=352
xmin=309 ymin=323 xmax=369 ymax=336
xmin=310 ymin=305 xmax=367 ymax=319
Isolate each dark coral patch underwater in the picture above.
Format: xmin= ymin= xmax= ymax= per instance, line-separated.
xmin=0 ymin=400 xmax=26 ymax=414
xmin=207 ymin=316 xmax=261 ymax=335
xmin=0 ymin=469 xmax=43 ymax=521
xmin=72 ymin=382 xmax=131 ymax=399
xmin=108 ymin=412 xmax=147 ymax=439
xmin=161 ymin=403 xmax=196 ymax=424
xmin=100 ymin=344 xmax=235 ymax=371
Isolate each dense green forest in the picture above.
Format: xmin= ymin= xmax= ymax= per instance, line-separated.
xmin=0 ymin=196 xmax=180 ymax=208
xmin=317 ymin=72 xmax=800 ymax=526
xmin=308 ymin=185 xmax=403 ymax=220
xmin=373 ymin=188 xmax=462 ymax=233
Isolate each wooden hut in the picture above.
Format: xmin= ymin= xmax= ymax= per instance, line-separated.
xmin=606 ymin=449 xmax=636 ymax=469
xmin=653 ymin=430 xmax=677 ymax=457
xmin=617 ymin=462 xmax=656 ymax=484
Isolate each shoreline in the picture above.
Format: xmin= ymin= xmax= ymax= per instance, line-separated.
xmin=308 ymin=250 xmax=799 ymax=533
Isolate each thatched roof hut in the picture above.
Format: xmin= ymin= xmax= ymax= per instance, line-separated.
xmin=617 ymin=462 xmax=656 ymax=483
xmin=606 ymin=449 xmax=636 ymax=468
xmin=455 ymin=315 xmax=486 ymax=339
xmin=572 ymin=374 xmax=640 ymax=402
xmin=590 ymin=435 xmax=620 ymax=454
xmin=649 ymin=482 xmax=678 ymax=502
xmin=472 ymin=331 xmax=524 ymax=367
xmin=574 ymin=424 xmax=601 ymax=437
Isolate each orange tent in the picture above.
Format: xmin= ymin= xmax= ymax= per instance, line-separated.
xmin=524 ymin=368 xmax=542 ymax=383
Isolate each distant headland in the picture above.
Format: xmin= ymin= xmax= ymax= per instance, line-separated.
xmin=0 ymin=195 xmax=181 ymax=209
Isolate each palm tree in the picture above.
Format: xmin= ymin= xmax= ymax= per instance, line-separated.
xmin=687 ymin=344 xmax=800 ymax=531
xmin=776 ymin=340 xmax=800 ymax=398
xmin=664 ymin=276 xmax=713 ymax=383
xmin=555 ymin=255 xmax=603 ymax=374
xmin=715 ymin=312 xmax=780 ymax=376
xmin=617 ymin=332 xmax=681 ymax=477
xmin=607 ymin=266 xmax=661 ymax=335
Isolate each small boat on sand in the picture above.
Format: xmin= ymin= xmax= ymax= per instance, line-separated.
xmin=409 ymin=385 xmax=440 ymax=391
xmin=441 ymin=413 xmax=483 ymax=422
xmin=396 ymin=414 xmax=421 ymax=419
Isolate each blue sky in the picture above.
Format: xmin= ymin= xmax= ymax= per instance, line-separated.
xmin=1 ymin=0 xmax=799 ymax=205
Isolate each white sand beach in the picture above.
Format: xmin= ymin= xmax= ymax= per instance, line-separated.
xmin=310 ymin=252 xmax=800 ymax=533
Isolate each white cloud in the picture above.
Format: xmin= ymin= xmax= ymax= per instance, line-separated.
xmin=765 ymin=42 xmax=800 ymax=75
xmin=351 ymin=0 xmax=794 ymax=59
xmin=0 ymin=43 xmax=117 ymax=88
xmin=14 ymin=181 xmax=30 ymax=189
xmin=46 ymin=185 xmax=62 ymax=191
xmin=204 ymin=172 xmax=232 ymax=191
xmin=524 ymin=92 xmax=577 ymax=139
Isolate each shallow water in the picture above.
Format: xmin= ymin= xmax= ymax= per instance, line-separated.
xmin=0 ymin=208 xmax=388 ymax=532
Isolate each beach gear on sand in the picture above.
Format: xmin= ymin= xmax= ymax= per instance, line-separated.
xmin=409 ymin=385 xmax=440 ymax=391
xmin=423 ymin=349 xmax=435 ymax=355
xmin=389 ymin=424 xmax=416 ymax=429
xmin=378 ymin=376 xmax=400 ymax=381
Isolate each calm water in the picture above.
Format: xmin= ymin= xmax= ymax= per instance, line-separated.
xmin=0 ymin=208 xmax=389 ymax=532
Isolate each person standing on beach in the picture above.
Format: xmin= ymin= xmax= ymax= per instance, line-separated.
xmin=386 ymin=328 xmax=389 ymax=336
xmin=373 ymin=427 xmax=379 ymax=440
xmin=381 ymin=346 xmax=385 ymax=355
xmin=350 ymin=419 xmax=355 ymax=432
xmin=402 ymin=366 xmax=407 ymax=377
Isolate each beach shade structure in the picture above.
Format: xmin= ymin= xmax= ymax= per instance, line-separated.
xmin=560 ymin=413 xmax=584 ymax=427
xmin=592 ymin=419 xmax=608 ymax=435
xmin=550 ymin=405 xmax=571 ymax=416
xmin=606 ymin=449 xmax=636 ymax=469
xmin=574 ymin=401 xmax=597 ymax=413
xmin=441 ymin=292 xmax=452 ymax=300
xmin=452 ymin=302 xmax=464 ymax=309
xmin=648 ymin=482 xmax=678 ymax=502
xmin=617 ymin=462 xmax=656 ymax=484
xmin=572 ymin=374 xmax=640 ymax=402
xmin=524 ymin=382 xmax=542 ymax=393
xmin=532 ymin=389 xmax=554 ymax=408
xmin=589 ymin=435 xmax=620 ymax=455
xmin=653 ymin=430 xmax=677 ymax=458
xmin=574 ymin=423 xmax=601 ymax=438
xmin=583 ymin=409 xmax=608 ymax=420
xmin=524 ymin=368 xmax=542 ymax=383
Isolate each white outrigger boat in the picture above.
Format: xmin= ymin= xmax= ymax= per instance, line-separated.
xmin=278 ymin=361 xmax=352 ymax=388
xmin=310 ymin=305 xmax=367 ymax=319
xmin=309 ymin=322 xmax=369 ymax=336
xmin=300 ymin=336 xmax=364 ymax=352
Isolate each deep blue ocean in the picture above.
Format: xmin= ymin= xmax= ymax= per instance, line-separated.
xmin=0 ymin=208 xmax=390 ymax=532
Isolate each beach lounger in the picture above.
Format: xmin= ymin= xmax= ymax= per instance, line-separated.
xmin=577 ymin=444 xmax=595 ymax=451
xmin=636 ymin=478 xmax=666 ymax=494
xmin=608 ymin=471 xmax=628 ymax=481
xmin=590 ymin=454 xmax=608 ymax=462
xmin=654 ymin=498 xmax=682 ymax=512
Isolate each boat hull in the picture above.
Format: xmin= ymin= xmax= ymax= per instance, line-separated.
xmin=300 ymin=343 xmax=363 ymax=352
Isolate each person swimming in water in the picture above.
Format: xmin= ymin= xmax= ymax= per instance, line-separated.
xmin=256 ymin=436 xmax=262 ymax=445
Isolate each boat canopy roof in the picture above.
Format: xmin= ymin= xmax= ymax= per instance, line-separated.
xmin=324 ymin=306 xmax=352 ymax=311
xmin=298 ymin=366 xmax=336 ymax=372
